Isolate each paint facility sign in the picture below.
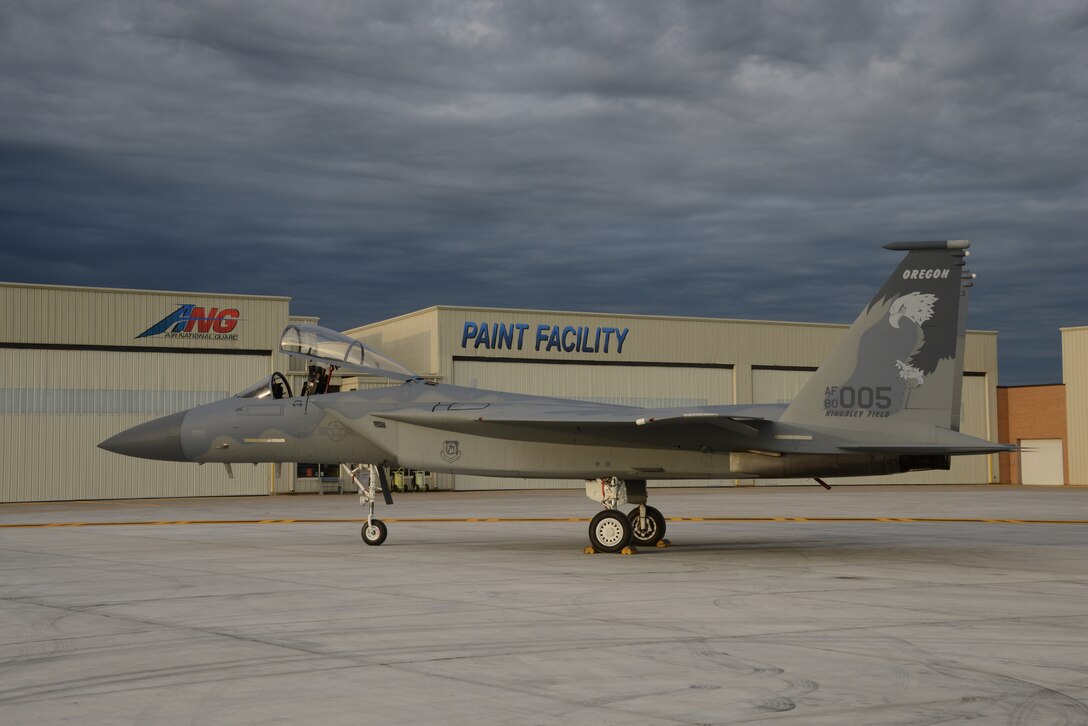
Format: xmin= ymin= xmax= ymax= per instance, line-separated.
xmin=461 ymin=321 xmax=630 ymax=355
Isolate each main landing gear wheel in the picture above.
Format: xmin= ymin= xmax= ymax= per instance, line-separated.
xmin=628 ymin=505 xmax=666 ymax=546
xmin=588 ymin=510 xmax=633 ymax=553
xmin=361 ymin=519 xmax=388 ymax=546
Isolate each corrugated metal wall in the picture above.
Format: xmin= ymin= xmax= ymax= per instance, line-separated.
xmin=345 ymin=308 xmax=440 ymax=377
xmin=1062 ymin=327 xmax=1088 ymax=484
xmin=0 ymin=284 xmax=288 ymax=350
xmin=1 ymin=283 xmax=291 ymax=502
xmin=1 ymin=349 xmax=274 ymax=501
xmin=434 ymin=307 xmax=849 ymax=368
xmin=752 ymin=368 xmax=818 ymax=405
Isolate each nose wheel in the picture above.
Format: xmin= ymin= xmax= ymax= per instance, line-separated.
xmin=588 ymin=510 xmax=633 ymax=553
xmin=361 ymin=519 xmax=388 ymax=546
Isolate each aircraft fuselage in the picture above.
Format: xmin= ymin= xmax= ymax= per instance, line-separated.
xmin=125 ymin=381 xmax=934 ymax=481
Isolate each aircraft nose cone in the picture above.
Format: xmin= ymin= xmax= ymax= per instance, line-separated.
xmin=99 ymin=410 xmax=190 ymax=461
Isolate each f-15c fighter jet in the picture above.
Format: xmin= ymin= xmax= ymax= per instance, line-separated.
xmin=100 ymin=241 xmax=1012 ymax=553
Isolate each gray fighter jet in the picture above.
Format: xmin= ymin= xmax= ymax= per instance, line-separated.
xmin=100 ymin=241 xmax=1012 ymax=552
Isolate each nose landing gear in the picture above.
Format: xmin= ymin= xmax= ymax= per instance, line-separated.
xmin=345 ymin=463 xmax=393 ymax=546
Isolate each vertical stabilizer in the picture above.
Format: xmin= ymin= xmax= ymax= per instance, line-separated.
xmin=781 ymin=241 xmax=972 ymax=430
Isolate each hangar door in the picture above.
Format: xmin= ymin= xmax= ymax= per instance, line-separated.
xmin=0 ymin=348 xmax=273 ymax=502
xmin=752 ymin=367 xmax=817 ymax=405
xmin=751 ymin=369 xmax=993 ymax=485
xmin=450 ymin=359 xmax=733 ymax=490
xmin=1019 ymin=439 xmax=1065 ymax=485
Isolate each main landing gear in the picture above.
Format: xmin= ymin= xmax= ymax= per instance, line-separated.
xmin=628 ymin=504 xmax=667 ymax=547
xmin=344 ymin=463 xmax=394 ymax=546
xmin=588 ymin=510 xmax=632 ymax=554
xmin=585 ymin=477 xmax=668 ymax=553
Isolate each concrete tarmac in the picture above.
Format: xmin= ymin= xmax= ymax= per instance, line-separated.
xmin=3 ymin=485 xmax=1088 ymax=725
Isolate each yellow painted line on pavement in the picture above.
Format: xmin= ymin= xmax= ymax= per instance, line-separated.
xmin=3 ymin=516 xmax=1088 ymax=529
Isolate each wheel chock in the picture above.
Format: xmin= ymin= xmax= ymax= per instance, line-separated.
xmin=656 ymin=539 xmax=672 ymax=548
xmin=583 ymin=546 xmax=639 ymax=555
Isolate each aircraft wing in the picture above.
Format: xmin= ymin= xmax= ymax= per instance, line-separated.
xmin=373 ymin=402 xmax=766 ymax=438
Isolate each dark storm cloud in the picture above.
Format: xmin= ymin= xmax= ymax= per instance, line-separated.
xmin=1 ymin=0 xmax=1085 ymax=382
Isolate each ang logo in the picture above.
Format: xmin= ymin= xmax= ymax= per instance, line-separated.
xmin=137 ymin=305 xmax=240 ymax=340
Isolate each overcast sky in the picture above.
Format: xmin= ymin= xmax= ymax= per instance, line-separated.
xmin=2 ymin=1 xmax=1085 ymax=384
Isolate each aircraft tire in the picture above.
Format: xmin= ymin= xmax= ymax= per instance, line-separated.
xmin=362 ymin=519 xmax=388 ymax=546
xmin=627 ymin=505 xmax=666 ymax=546
xmin=588 ymin=510 xmax=633 ymax=553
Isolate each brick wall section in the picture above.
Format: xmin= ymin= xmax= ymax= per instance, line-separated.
xmin=997 ymin=384 xmax=1068 ymax=484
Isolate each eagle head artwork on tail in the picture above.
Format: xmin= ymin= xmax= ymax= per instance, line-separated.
xmin=889 ymin=292 xmax=937 ymax=388
xmin=889 ymin=292 xmax=937 ymax=329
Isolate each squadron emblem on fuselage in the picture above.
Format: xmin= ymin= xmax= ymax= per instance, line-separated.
xmin=441 ymin=440 xmax=462 ymax=463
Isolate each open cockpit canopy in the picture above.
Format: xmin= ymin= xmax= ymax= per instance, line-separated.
xmin=280 ymin=323 xmax=417 ymax=382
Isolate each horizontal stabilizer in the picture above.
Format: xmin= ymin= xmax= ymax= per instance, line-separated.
xmin=839 ymin=443 xmax=1013 ymax=456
